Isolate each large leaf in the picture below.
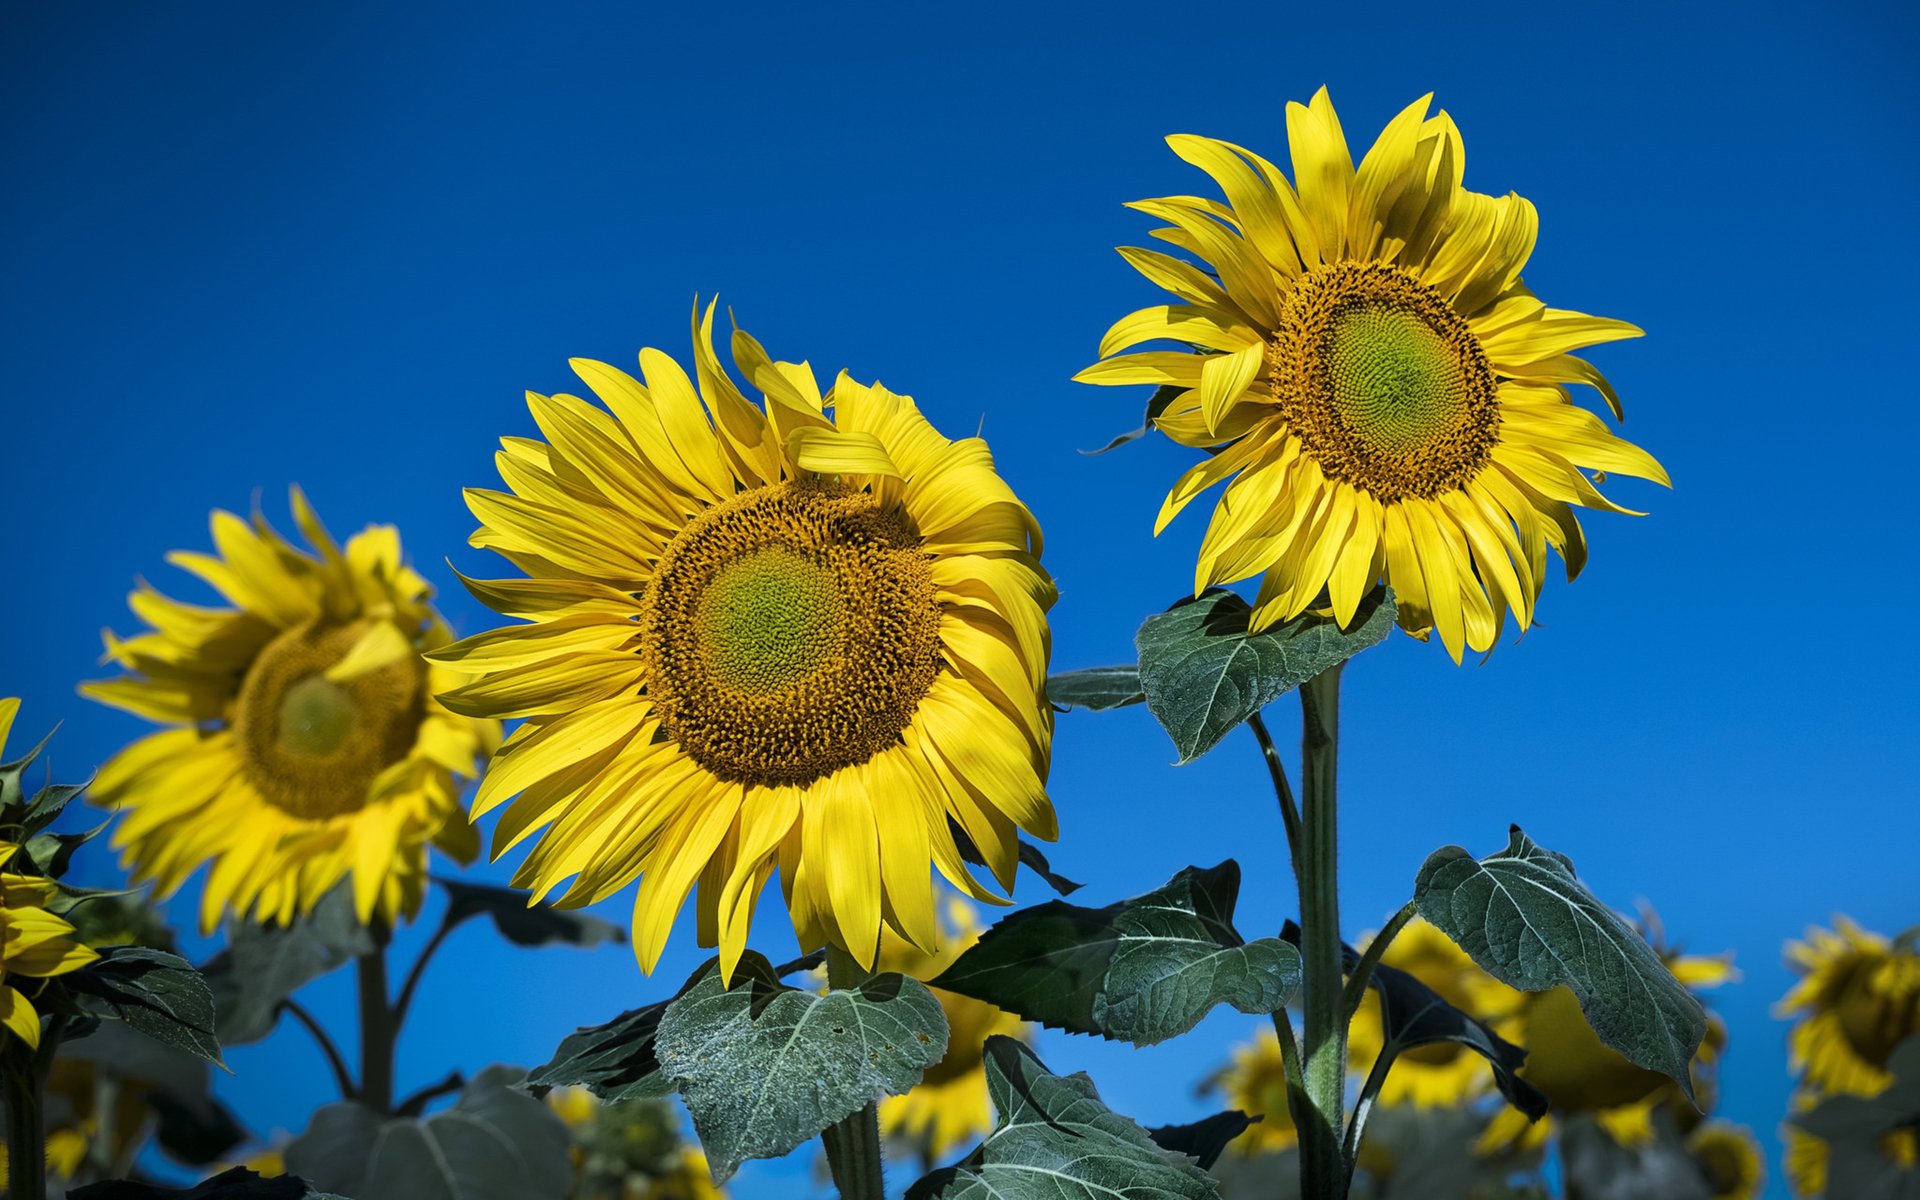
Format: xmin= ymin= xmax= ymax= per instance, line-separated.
xmin=69 ymin=1168 xmax=341 ymax=1200
xmin=1047 ymin=665 xmax=1145 ymax=712
xmin=907 ymin=1037 xmax=1220 ymax=1199
xmin=285 ymin=1065 xmax=570 ymax=1200
xmin=66 ymin=946 xmax=221 ymax=1064
xmin=201 ymin=886 xmax=374 ymax=1045
xmin=933 ymin=861 xmax=1299 ymax=1046
xmin=653 ymin=952 xmax=948 ymax=1180
xmin=1135 ymin=588 xmax=1394 ymax=763
xmin=435 ymin=877 xmax=624 ymax=948
xmin=1791 ymin=1035 xmax=1920 ymax=1199
xmin=1413 ymin=827 xmax=1706 ymax=1100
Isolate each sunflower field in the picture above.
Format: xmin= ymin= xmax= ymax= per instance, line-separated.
xmin=2 ymin=5 xmax=1914 ymax=1200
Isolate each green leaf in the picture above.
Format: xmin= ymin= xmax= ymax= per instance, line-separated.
xmin=435 ymin=877 xmax=625 ymax=948
xmin=201 ymin=886 xmax=374 ymax=1045
xmin=1047 ymin=665 xmax=1145 ymax=712
xmin=285 ymin=1066 xmax=570 ymax=1200
xmin=525 ymin=998 xmax=676 ymax=1103
xmin=1146 ymin=1111 xmax=1259 ymax=1171
xmin=951 ymin=824 xmax=1083 ymax=896
xmin=654 ymin=952 xmax=949 ymax=1180
xmin=1363 ymin=957 xmax=1547 ymax=1119
xmin=23 ymin=824 xmax=105 ymax=879
xmin=1134 ymin=588 xmax=1394 ymax=763
xmin=68 ymin=1167 xmax=342 ymax=1200
xmin=1413 ymin=827 xmax=1707 ymax=1101
xmin=1790 ymin=1035 xmax=1920 ymax=1199
xmin=1080 ymin=384 xmax=1180 ymax=456
xmin=65 ymin=946 xmax=222 ymax=1064
xmin=932 ymin=861 xmax=1299 ymax=1046
xmin=906 ymin=1037 xmax=1221 ymax=1199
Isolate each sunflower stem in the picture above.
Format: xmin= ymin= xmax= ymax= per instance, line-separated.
xmin=356 ymin=927 xmax=396 ymax=1115
xmin=820 ymin=945 xmax=886 ymax=1200
xmin=3 ymin=1052 xmax=46 ymax=1200
xmin=1297 ymin=665 xmax=1348 ymax=1198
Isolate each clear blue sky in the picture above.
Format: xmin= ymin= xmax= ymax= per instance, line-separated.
xmin=3 ymin=3 xmax=1914 ymax=1197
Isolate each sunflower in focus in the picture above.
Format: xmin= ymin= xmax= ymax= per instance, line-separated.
xmin=1207 ymin=1027 xmax=1299 ymax=1154
xmin=1779 ymin=917 xmax=1920 ymax=1097
xmin=434 ymin=303 xmax=1055 ymax=976
xmin=83 ymin=494 xmax=500 ymax=930
xmin=1077 ymin=88 xmax=1667 ymax=662
xmin=1347 ymin=917 xmax=1525 ymax=1108
xmin=0 ymin=843 xmax=97 ymax=1050
xmin=876 ymin=897 xmax=1031 ymax=1163
xmin=1479 ymin=919 xmax=1733 ymax=1153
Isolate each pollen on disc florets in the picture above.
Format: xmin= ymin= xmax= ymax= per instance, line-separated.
xmin=231 ymin=619 xmax=426 ymax=820
xmin=638 ymin=479 xmax=942 ymax=788
xmin=1268 ymin=262 xmax=1500 ymax=501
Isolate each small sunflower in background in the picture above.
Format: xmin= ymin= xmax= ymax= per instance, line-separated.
xmin=436 ymin=302 xmax=1056 ymax=976
xmin=1479 ymin=915 xmax=1735 ymax=1152
xmin=1346 ymin=916 xmax=1525 ymax=1108
xmin=875 ymin=897 xmax=1031 ymax=1165
xmin=1783 ymin=1098 xmax=1918 ymax=1198
xmin=1078 ymin=88 xmax=1666 ymax=662
xmin=1206 ymin=1027 xmax=1299 ymax=1155
xmin=1686 ymin=1122 xmax=1765 ymax=1200
xmin=1779 ymin=917 xmax=1920 ymax=1097
xmin=83 ymin=493 xmax=500 ymax=930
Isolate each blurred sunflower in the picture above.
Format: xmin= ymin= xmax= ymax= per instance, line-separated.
xmin=1687 ymin=1122 xmax=1765 ymax=1200
xmin=0 ymin=839 xmax=97 ymax=1049
xmin=82 ymin=494 xmax=499 ymax=929
xmin=638 ymin=1148 xmax=725 ymax=1200
xmin=1779 ymin=917 xmax=1920 ymax=1096
xmin=1480 ymin=920 xmax=1733 ymax=1153
xmin=1347 ymin=917 xmax=1525 ymax=1107
xmin=1077 ymin=88 xmax=1666 ymax=662
xmin=1784 ymin=1105 xmax=1917 ymax=1198
xmin=1207 ymin=1027 xmax=1299 ymax=1154
xmin=435 ymin=302 xmax=1055 ymax=975
xmin=876 ymin=897 xmax=1030 ymax=1163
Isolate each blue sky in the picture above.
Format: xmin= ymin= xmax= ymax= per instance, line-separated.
xmin=3 ymin=2 xmax=1915 ymax=1196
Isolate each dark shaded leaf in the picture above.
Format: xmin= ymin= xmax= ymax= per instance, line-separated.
xmin=285 ymin=1066 xmax=570 ymax=1200
xmin=1365 ymin=959 xmax=1547 ymax=1119
xmin=907 ymin=1038 xmax=1220 ymax=1199
xmin=1790 ymin=1036 xmax=1920 ymax=1199
xmin=933 ymin=862 xmax=1298 ymax=1046
xmin=436 ymin=876 xmax=624 ymax=948
xmin=1135 ymin=588 xmax=1394 ymax=763
xmin=1079 ymin=385 xmax=1180 ymax=455
xmin=201 ymin=886 xmax=373 ymax=1045
xmin=1414 ymin=827 xmax=1706 ymax=1101
xmin=1148 ymin=1111 xmax=1259 ymax=1170
xmin=66 ymin=946 xmax=221 ymax=1064
xmin=69 ymin=1167 xmax=338 ymax=1200
xmin=24 ymin=822 xmax=104 ymax=880
xmin=654 ymin=953 xmax=948 ymax=1180
xmin=63 ymin=1021 xmax=247 ymax=1165
xmin=1047 ymin=665 xmax=1145 ymax=712
xmin=525 ymin=960 xmax=720 ymax=1104
xmin=951 ymin=824 xmax=1082 ymax=897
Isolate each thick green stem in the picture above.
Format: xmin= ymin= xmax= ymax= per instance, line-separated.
xmin=356 ymin=928 xmax=395 ymax=1115
xmin=4 ymin=1058 xmax=45 ymax=1200
xmin=820 ymin=945 xmax=886 ymax=1200
xmin=1297 ymin=665 xmax=1347 ymax=1198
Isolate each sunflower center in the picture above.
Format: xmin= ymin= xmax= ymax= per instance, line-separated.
xmin=1269 ymin=262 xmax=1499 ymax=501
xmin=232 ymin=619 xmax=425 ymax=821
xmin=638 ymin=480 xmax=942 ymax=788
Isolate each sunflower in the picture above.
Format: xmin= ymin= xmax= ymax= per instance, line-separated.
xmin=434 ymin=303 xmax=1055 ymax=976
xmin=0 ymin=844 xmax=97 ymax=1050
xmin=639 ymin=1148 xmax=726 ymax=1200
xmin=1076 ymin=88 xmax=1667 ymax=662
xmin=1686 ymin=1122 xmax=1765 ymax=1200
xmin=1208 ymin=1027 xmax=1300 ymax=1154
xmin=876 ymin=897 xmax=1031 ymax=1162
xmin=82 ymin=493 xmax=500 ymax=930
xmin=1347 ymin=916 xmax=1525 ymax=1108
xmin=1479 ymin=921 xmax=1733 ymax=1153
xmin=1779 ymin=917 xmax=1920 ymax=1097
xmin=1784 ymin=1104 xmax=1918 ymax=1198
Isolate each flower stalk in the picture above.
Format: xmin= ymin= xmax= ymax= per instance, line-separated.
xmin=1296 ymin=665 xmax=1348 ymax=1198
xmin=357 ymin=926 xmax=396 ymax=1115
xmin=3 ymin=1056 xmax=45 ymax=1200
xmin=820 ymin=945 xmax=886 ymax=1200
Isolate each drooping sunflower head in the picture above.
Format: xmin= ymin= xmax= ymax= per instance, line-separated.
xmin=1347 ymin=917 xmax=1526 ymax=1108
xmin=1779 ymin=917 xmax=1920 ymax=1096
xmin=1687 ymin=1122 xmax=1765 ymax=1200
xmin=82 ymin=492 xmax=501 ymax=931
xmin=434 ymin=302 xmax=1056 ymax=978
xmin=1208 ymin=1027 xmax=1300 ymax=1154
xmin=1077 ymin=88 xmax=1668 ymax=662
xmin=876 ymin=897 xmax=1030 ymax=1163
